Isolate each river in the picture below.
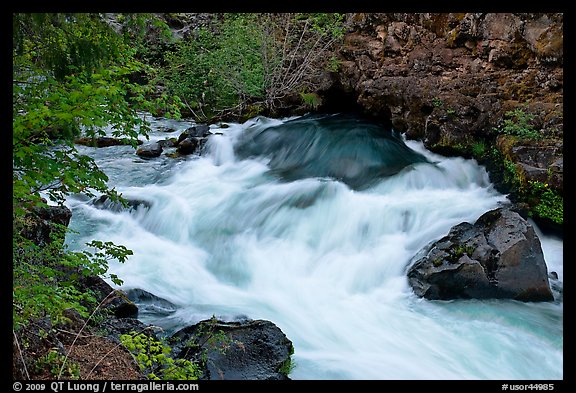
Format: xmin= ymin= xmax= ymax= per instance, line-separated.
xmin=64 ymin=113 xmax=563 ymax=380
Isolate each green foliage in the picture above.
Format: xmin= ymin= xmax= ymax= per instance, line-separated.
xmin=34 ymin=348 xmax=80 ymax=379
xmin=260 ymin=13 xmax=348 ymax=110
xmin=12 ymin=217 xmax=132 ymax=330
xmin=447 ymin=243 xmax=475 ymax=263
xmin=12 ymin=13 xmax=175 ymax=335
xmin=299 ymin=92 xmax=322 ymax=110
xmin=277 ymin=343 xmax=295 ymax=377
xmin=120 ymin=332 xmax=202 ymax=380
xmin=295 ymin=13 xmax=347 ymax=38
xmin=432 ymin=97 xmax=444 ymax=108
xmin=471 ymin=141 xmax=487 ymax=159
xmin=156 ymin=28 xmax=216 ymax=120
xmin=498 ymin=108 xmax=541 ymax=140
xmin=176 ymin=316 xmax=237 ymax=369
xmin=502 ymin=158 xmax=524 ymax=191
xmin=326 ymin=55 xmax=341 ymax=72
xmin=190 ymin=317 xmax=236 ymax=356
xmin=487 ymin=146 xmax=525 ymax=194
xmin=486 ymin=148 xmax=562 ymax=225
xmin=117 ymin=13 xmax=175 ymax=66
xmin=13 ymin=13 xmax=167 ymax=212
xmin=527 ymin=181 xmax=563 ymax=225
xmin=157 ymin=14 xmax=264 ymax=120
xmin=215 ymin=15 xmax=265 ymax=102
xmin=13 ymin=14 xmax=122 ymax=81
xmin=156 ymin=13 xmax=349 ymax=120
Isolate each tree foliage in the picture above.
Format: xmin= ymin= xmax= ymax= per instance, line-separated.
xmin=12 ymin=13 xmax=174 ymax=332
xmin=12 ymin=12 xmax=347 ymax=377
xmin=258 ymin=13 xmax=348 ymax=108
xmin=156 ymin=13 xmax=350 ymax=121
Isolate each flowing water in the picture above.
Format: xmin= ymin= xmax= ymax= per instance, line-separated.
xmin=64 ymin=113 xmax=563 ymax=380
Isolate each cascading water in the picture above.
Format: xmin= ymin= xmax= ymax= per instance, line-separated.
xmin=65 ymin=113 xmax=563 ymax=380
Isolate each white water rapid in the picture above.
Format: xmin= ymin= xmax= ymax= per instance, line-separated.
xmin=65 ymin=114 xmax=563 ymax=380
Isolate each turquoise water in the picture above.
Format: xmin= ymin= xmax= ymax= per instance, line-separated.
xmin=65 ymin=113 xmax=563 ymax=380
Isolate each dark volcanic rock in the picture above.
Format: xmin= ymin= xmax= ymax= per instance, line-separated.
xmin=92 ymin=195 xmax=152 ymax=212
xmin=21 ymin=205 xmax=73 ymax=246
xmin=169 ymin=318 xmax=294 ymax=380
xmin=136 ymin=142 xmax=163 ymax=158
xmin=77 ymin=275 xmax=139 ymax=319
xmin=177 ymin=125 xmax=212 ymax=143
xmin=157 ymin=138 xmax=178 ymax=148
xmin=176 ymin=137 xmax=200 ymax=155
xmin=175 ymin=124 xmax=212 ymax=155
xmin=407 ymin=207 xmax=554 ymax=302
xmin=125 ymin=288 xmax=178 ymax=317
xmin=75 ymin=136 xmax=142 ymax=147
xmin=326 ymin=13 xmax=563 ymax=205
xmin=174 ymin=124 xmax=211 ymax=156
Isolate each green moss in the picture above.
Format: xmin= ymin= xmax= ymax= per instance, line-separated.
xmin=471 ymin=141 xmax=487 ymax=159
xmin=446 ymin=243 xmax=475 ymax=263
xmin=445 ymin=28 xmax=459 ymax=48
xmin=277 ymin=343 xmax=295 ymax=377
xmin=432 ymin=97 xmax=444 ymax=108
xmin=240 ymin=104 xmax=265 ymax=122
xmin=299 ymin=92 xmax=322 ymax=110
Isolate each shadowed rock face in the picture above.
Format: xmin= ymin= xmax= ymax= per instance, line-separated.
xmin=407 ymin=207 xmax=554 ymax=302
xmin=176 ymin=124 xmax=211 ymax=155
xmin=20 ymin=205 xmax=73 ymax=246
xmin=169 ymin=318 xmax=294 ymax=380
xmin=327 ymin=13 xmax=563 ymax=194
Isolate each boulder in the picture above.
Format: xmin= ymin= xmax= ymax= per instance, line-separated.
xmin=77 ymin=275 xmax=138 ymax=319
xmin=75 ymin=136 xmax=142 ymax=147
xmin=407 ymin=207 xmax=554 ymax=302
xmin=125 ymin=288 xmax=178 ymax=317
xmin=136 ymin=142 xmax=163 ymax=158
xmin=21 ymin=205 xmax=73 ymax=246
xmin=92 ymin=195 xmax=152 ymax=212
xmin=176 ymin=137 xmax=200 ymax=155
xmin=169 ymin=318 xmax=294 ymax=380
xmin=157 ymin=138 xmax=178 ymax=148
xmin=173 ymin=124 xmax=212 ymax=156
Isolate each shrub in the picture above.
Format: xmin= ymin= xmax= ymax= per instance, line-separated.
xmin=156 ymin=13 xmax=350 ymax=120
xmin=527 ymin=181 xmax=563 ymax=225
xmin=120 ymin=332 xmax=202 ymax=380
xmin=498 ymin=108 xmax=541 ymax=140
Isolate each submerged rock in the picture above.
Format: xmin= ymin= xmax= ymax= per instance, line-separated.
xmin=92 ymin=195 xmax=152 ymax=212
xmin=125 ymin=288 xmax=178 ymax=317
xmin=75 ymin=136 xmax=142 ymax=147
xmin=234 ymin=113 xmax=429 ymax=190
xmin=407 ymin=207 xmax=554 ymax=302
xmin=20 ymin=205 xmax=73 ymax=246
